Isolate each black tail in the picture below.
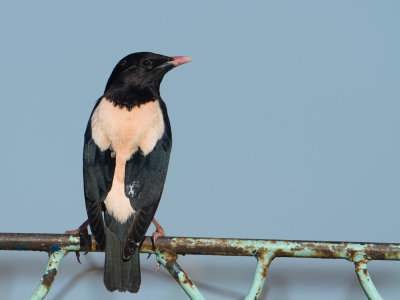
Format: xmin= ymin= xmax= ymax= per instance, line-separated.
xmin=104 ymin=225 xmax=140 ymax=293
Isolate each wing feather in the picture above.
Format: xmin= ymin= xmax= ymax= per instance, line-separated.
xmin=83 ymin=104 xmax=115 ymax=250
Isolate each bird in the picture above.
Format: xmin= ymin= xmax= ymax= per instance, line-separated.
xmin=82 ymin=52 xmax=193 ymax=292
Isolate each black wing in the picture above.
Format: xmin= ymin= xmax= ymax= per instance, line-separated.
xmin=122 ymin=102 xmax=172 ymax=259
xmin=83 ymin=102 xmax=115 ymax=250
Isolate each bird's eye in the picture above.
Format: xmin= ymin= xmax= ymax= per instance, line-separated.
xmin=142 ymin=60 xmax=151 ymax=67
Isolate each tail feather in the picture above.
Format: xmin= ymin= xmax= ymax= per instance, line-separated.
xmin=104 ymin=225 xmax=141 ymax=293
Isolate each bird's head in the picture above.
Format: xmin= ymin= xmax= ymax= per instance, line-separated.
xmin=104 ymin=52 xmax=193 ymax=107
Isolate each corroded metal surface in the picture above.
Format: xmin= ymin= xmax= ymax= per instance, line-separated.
xmin=1 ymin=233 xmax=400 ymax=300
xmin=355 ymin=261 xmax=383 ymax=300
xmin=30 ymin=250 xmax=67 ymax=300
xmin=245 ymin=252 xmax=275 ymax=300
xmin=141 ymin=237 xmax=400 ymax=260
xmin=2 ymin=233 xmax=400 ymax=260
xmin=156 ymin=251 xmax=204 ymax=300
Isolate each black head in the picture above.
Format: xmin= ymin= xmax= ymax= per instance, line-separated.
xmin=103 ymin=52 xmax=193 ymax=108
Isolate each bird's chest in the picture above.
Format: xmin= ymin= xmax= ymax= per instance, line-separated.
xmin=91 ymin=98 xmax=165 ymax=160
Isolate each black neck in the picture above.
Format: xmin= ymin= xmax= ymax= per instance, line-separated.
xmin=104 ymin=86 xmax=160 ymax=108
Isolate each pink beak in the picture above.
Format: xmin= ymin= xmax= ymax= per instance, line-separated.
xmin=172 ymin=56 xmax=194 ymax=67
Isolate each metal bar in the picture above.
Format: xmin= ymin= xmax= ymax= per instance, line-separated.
xmin=245 ymin=251 xmax=275 ymax=300
xmin=2 ymin=233 xmax=400 ymax=260
xmin=355 ymin=261 xmax=383 ymax=300
xmin=30 ymin=250 xmax=67 ymax=300
xmin=2 ymin=233 xmax=400 ymax=300
xmin=156 ymin=251 xmax=205 ymax=300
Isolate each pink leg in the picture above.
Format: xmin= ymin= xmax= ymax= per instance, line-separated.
xmin=152 ymin=218 xmax=165 ymax=243
xmin=149 ymin=218 xmax=166 ymax=263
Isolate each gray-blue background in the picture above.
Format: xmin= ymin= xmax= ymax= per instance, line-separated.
xmin=0 ymin=1 xmax=399 ymax=299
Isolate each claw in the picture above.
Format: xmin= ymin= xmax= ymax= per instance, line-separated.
xmin=75 ymin=251 xmax=82 ymax=264
xmin=65 ymin=220 xmax=91 ymax=263
xmin=148 ymin=218 xmax=166 ymax=260
xmin=151 ymin=218 xmax=165 ymax=246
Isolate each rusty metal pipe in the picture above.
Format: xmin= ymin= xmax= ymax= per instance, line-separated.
xmin=2 ymin=233 xmax=400 ymax=300
xmin=2 ymin=233 xmax=400 ymax=261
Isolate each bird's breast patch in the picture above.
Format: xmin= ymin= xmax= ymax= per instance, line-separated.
xmin=91 ymin=97 xmax=165 ymax=159
xmin=90 ymin=98 xmax=165 ymax=222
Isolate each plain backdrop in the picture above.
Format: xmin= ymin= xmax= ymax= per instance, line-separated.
xmin=0 ymin=1 xmax=399 ymax=299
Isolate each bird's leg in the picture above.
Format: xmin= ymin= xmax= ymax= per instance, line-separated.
xmin=65 ymin=219 xmax=89 ymax=235
xmin=65 ymin=219 xmax=91 ymax=263
xmin=151 ymin=218 xmax=165 ymax=243
xmin=148 ymin=218 xmax=166 ymax=263
xmin=147 ymin=218 xmax=165 ymax=259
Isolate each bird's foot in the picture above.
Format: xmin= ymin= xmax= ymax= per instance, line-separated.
xmin=147 ymin=218 xmax=166 ymax=260
xmin=65 ymin=220 xmax=91 ymax=263
xmin=151 ymin=218 xmax=165 ymax=245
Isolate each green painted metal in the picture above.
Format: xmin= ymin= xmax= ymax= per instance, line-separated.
xmin=355 ymin=261 xmax=383 ymax=300
xmin=1 ymin=233 xmax=400 ymax=300
xmin=245 ymin=252 xmax=274 ymax=300
xmin=156 ymin=251 xmax=205 ymax=300
xmin=30 ymin=250 xmax=67 ymax=300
